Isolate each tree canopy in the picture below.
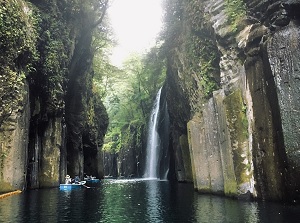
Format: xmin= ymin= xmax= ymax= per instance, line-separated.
xmin=97 ymin=48 xmax=166 ymax=153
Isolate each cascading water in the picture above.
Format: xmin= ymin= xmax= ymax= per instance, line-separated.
xmin=144 ymin=88 xmax=162 ymax=179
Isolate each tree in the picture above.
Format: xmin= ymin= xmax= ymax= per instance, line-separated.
xmin=101 ymin=49 xmax=166 ymax=153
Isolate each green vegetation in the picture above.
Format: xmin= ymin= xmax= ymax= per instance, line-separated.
xmin=0 ymin=0 xmax=39 ymax=124
xmin=0 ymin=0 xmax=38 ymax=66
xmin=224 ymin=179 xmax=238 ymax=197
xmin=161 ymin=0 xmax=220 ymax=100
xmin=101 ymin=49 xmax=166 ymax=154
xmin=225 ymin=0 xmax=246 ymax=32
xmin=224 ymin=90 xmax=251 ymax=186
xmin=0 ymin=0 xmax=111 ymax=179
xmin=187 ymin=34 xmax=220 ymax=98
xmin=186 ymin=1 xmax=220 ymax=99
xmin=93 ymin=40 xmax=162 ymax=156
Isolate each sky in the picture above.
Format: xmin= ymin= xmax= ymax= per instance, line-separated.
xmin=108 ymin=0 xmax=163 ymax=67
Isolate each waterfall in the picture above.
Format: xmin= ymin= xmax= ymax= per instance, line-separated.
xmin=144 ymin=88 xmax=162 ymax=179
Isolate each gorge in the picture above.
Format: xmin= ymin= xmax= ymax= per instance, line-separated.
xmin=1 ymin=0 xmax=300 ymax=206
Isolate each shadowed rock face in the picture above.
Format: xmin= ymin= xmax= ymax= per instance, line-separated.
xmin=0 ymin=1 xmax=108 ymax=192
xmin=165 ymin=0 xmax=300 ymax=202
xmin=266 ymin=21 xmax=300 ymax=201
xmin=244 ymin=0 xmax=300 ymax=201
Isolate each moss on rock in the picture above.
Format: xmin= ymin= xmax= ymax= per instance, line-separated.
xmin=224 ymin=89 xmax=252 ymax=191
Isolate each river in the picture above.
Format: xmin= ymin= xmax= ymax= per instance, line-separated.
xmin=0 ymin=179 xmax=299 ymax=223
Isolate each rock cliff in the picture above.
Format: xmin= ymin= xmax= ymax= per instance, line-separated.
xmin=164 ymin=0 xmax=300 ymax=202
xmin=0 ymin=0 xmax=108 ymax=192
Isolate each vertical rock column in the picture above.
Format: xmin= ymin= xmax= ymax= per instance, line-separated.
xmin=203 ymin=98 xmax=224 ymax=194
xmin=223 ymin=89 xmax=254 ymax=197
xmin=214 ymin=90 xmax=238 ymax=197
xmin=267 ymin=21 xmax=300 ymax=200
xmin=187 ymin=98 xmax=224 ymax=195
xmin=0 ymin=83 xmax=30 ymax=192
xmin=245 ymin=24 xmax=286 ymax=201
xmin=39 ymin=117 xmax=62 ymax=188
xmin=188 ymin=117 xmax=207 ymax=191
xmin=174 ymin=134 xmax=193 ymax=182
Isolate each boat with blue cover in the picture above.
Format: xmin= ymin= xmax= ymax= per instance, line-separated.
xmin=59 ymin=175 xmax=87 ymax=190
xmin=59 ymin=182 xmax=86 ymax=190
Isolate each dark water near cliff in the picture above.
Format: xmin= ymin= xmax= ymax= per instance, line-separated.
xmin=0 ymin=179 xmax=300 ymax=223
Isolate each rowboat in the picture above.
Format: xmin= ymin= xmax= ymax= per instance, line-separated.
xmin=85 ymin=178 xmax=100 ymax=183
xmin=84 ymin=175 xmax=100 ymax=182
xmin=59 ymin=181 xmax=87 ymax=190
xmin=84 ymin=176 xmax=101 ymax=186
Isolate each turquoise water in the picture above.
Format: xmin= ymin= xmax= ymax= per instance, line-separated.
xmin=0 ymin=179 xmax=299 ymax=222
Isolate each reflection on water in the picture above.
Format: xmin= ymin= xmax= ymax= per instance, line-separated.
xmin=145 ymin=180 xmax=161 ymax=222
xmin=193 ymin=194 xmax=259 ymax=222
xmin=0 ymin=179 xmax=300 ymax=222
xmin=100 ymin=179 xmax=147 ymax=222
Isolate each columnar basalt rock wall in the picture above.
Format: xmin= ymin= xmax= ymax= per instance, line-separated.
xmin=39 ymin=117 xmax=62 ymax=188
xmin=243 ymin=0 xmax=300 ymax=201
xmin=267 ymin=21 xmax=300 ymax=201
xmin=0 ymin=0 xmax=35 ymax=192
xmin=173 ymin=134 xmax=193 ymax=182
xmin=244 ymin=25 xmax=286 ymax=201
xmin=165 ymin=0 xmax=300 ymax=202
xmin=0 ymin=1 xmax=108 ymax=192
xmin=0 ymin=84 xmax=30 ymax=192
xmin=214 ymin=90 xmax=239 ymax=197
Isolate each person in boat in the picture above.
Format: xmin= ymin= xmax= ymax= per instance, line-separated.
xmin=65 ymin=175 xmax=72 ymax=184
xmin=74 ymin=175 xmax=80 ymax=184
xmin=84 ymin=173 xmax=89 ymax=180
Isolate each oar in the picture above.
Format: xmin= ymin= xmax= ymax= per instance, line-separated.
xmin=82 ymin=184 xmax=90 ymax=189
